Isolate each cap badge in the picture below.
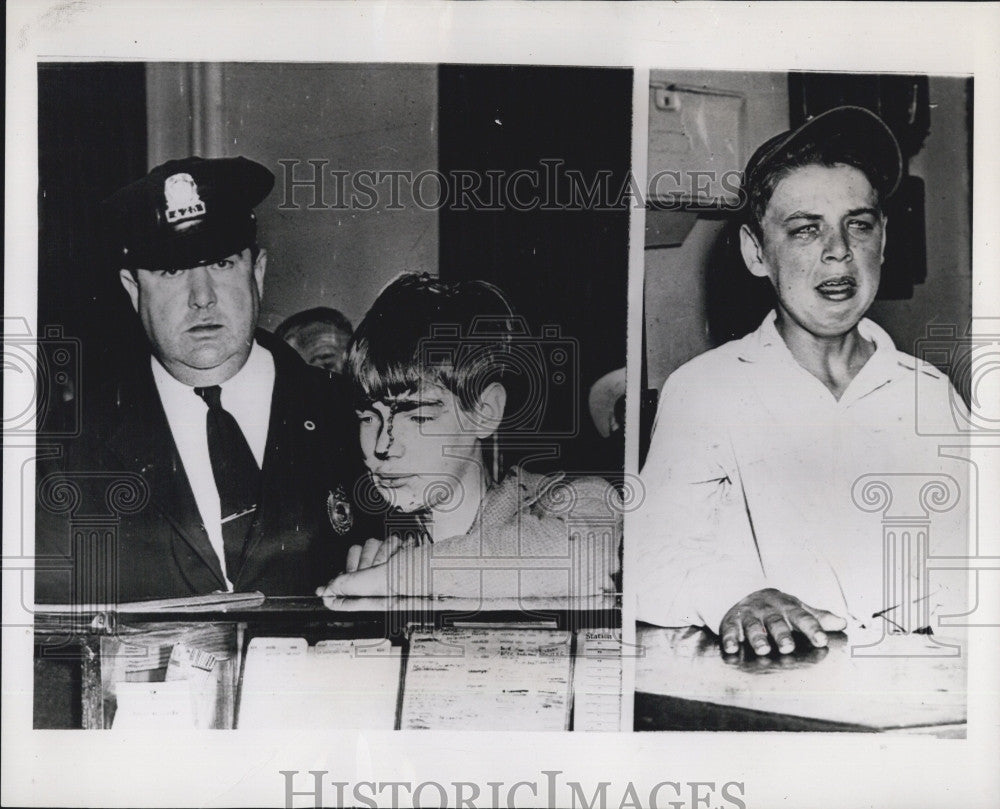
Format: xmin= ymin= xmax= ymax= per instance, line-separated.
xmin=163 ymin=173 xmax=206 ymax=225
xmin=327 ymin=486 xmax=354 ymax=535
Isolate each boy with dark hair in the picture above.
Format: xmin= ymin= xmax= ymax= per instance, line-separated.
xmin=636 ymin=107 xmax=967 ymax=655
xmin=317 ymin=273 xmax=621 ymax=599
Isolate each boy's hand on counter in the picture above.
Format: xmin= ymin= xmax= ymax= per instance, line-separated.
xmin=316 ymin=566 xmax=388 ymax=598
xmin=345 ymin=534 xmax=416 ymax=572
xmin=719 ymin=588 xmax=847 ymax=656
xmin=317 ymin=534 xmax=419 ymax=597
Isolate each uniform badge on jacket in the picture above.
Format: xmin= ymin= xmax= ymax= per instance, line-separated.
xmin=327 ymin=486 xmax=354 ymax=535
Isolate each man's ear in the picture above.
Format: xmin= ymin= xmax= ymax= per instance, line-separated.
xmin=472 ymin=382 xmax=507 ymax=439
xmin=252 ymin=248 xmax=267 ymax=297
xmin=739 ymin=224 xmax=769 ymax=279
xmin=879 ymin=216 xmax=888 ymax=264
xmin=119 ymin=269 xmax=140 ymax=313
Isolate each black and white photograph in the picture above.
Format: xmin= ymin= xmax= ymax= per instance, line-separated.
xmin=4 ymin=3 xmax=999 ymax=809
xmin=29 ymin=61 xmax=631 ymax=732
xmin=632 ymin=69 xmax=975 ymax=734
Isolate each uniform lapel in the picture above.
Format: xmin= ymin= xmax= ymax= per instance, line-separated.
xmin=236 ymin=332 xmax=310 ymax=584
xmin=103 ymin=361 xmax=228 ymax=588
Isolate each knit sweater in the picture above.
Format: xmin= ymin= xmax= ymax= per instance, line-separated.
xmin=377 ymin=467 xmax=622 ymax=598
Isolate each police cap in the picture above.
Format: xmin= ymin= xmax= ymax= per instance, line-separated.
xmin=103 ymin=156 xmax=274 ymax=271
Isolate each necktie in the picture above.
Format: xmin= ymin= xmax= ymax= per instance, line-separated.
xmin=194 ymin=385 xmax=260 ymax=582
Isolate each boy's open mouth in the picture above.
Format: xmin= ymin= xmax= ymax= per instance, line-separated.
xmin=815 ymin=276 xmax=856 ymax=301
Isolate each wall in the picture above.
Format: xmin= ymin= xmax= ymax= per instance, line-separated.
xmin=866 ymin=76 xmax=972 ymax=358
xmin=437 ymin=65 xmax=633 ymax=474
xmin=146 ymin=63 xmax=439 ymax=332
xmin=643 ymin=71 xmax=972 ymax=394
xmin=644 ymin=70 xmax=789 ymax=391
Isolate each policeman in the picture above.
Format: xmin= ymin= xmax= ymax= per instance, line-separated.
xmin=36 ymin=156 xmax=369 ymax=603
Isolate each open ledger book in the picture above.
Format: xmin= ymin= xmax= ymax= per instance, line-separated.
xmin=236 ymin=627 xmax=623 ymax=731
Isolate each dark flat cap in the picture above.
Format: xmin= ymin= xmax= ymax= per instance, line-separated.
xmin=743 ymin=106 xmax=903 ymax=202
xmin=103 ymin=156 xmax=274 ymax=271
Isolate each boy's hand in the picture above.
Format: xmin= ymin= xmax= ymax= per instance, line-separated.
xmin=344 ymin=534 xmax=415 ymax=572
xmin=316 ymin=534 xmax=420 ymax=598
xmin=316 ymin=569 xmax=387 ymax=598
xmin=719 ymin=588 xmax=847 ymax=656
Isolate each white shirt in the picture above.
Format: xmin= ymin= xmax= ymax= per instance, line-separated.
xmin=634 ymin=312 xmax=969 ymax=634
xmin=151 ymin=341 xmax=276 ymax=588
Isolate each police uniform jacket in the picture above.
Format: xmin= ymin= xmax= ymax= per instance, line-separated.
xmin=35 ymin=329 xmax=372 ymax=603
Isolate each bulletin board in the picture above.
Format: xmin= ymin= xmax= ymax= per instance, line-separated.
xmin=647 ymin=82 xmax=748 ymax=208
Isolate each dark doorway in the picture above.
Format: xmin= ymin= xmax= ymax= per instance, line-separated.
xmin=438 ymin=65 xmax=632 ymax=475
xmin=37 ymin=62 xmax=149 ymax=433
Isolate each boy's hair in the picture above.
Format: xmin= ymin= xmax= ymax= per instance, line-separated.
xmin=745 ymin=139 xmax=885 ymax=242
xmin=349 ymin=273 xmax=517 ymax=413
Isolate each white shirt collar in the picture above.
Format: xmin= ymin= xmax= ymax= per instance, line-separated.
xmin=149 ymin=340 xmax=275 ymax=588
xmin=737 ymin=310 xmax=912 ymax=402
xmin=151 ymin=340 xmax=275 ymax=467
xmin=748 ymin=309 xmax=898 ymax=364
xmin=746 ymin=309 xmax=896 ymax=355
xmin=151 ymin=340 xmax=270 ymax=405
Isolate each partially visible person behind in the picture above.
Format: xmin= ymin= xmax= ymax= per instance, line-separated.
xmin=317 ymin=273 xmax=621 ymax=599
xmin=276 ymin=306 xmax=353 ymax=374
xmin=635 ymin=107 xmax=968 ymax=655
xmin=588 ymin=367 xmax=627 ymax=487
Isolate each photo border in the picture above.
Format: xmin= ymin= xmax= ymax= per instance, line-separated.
xmin=5 ymin=2 xmax=999 ymax=807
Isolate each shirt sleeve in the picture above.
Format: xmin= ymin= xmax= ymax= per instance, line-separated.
xmin=917 ymin=371 xmax=972 ymax=627
xmin=634 ymin=365 xmax=769 ymax=632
